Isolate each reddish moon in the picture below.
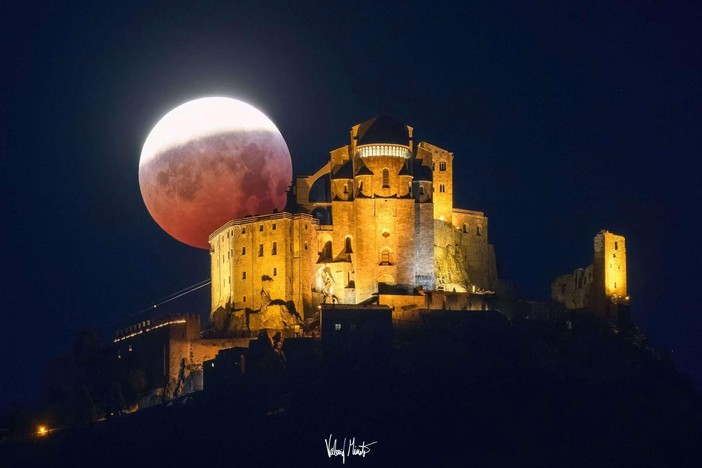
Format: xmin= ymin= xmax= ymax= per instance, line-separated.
xmin=139 ymin=97 xmax=292 ymax=249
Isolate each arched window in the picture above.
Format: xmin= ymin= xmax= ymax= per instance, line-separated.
xmin=419 ymin=185 xmax=425 ymax=196
xmin=462 ymin=224 xmax=467 ymax=233
xmin=343 ymin=184 xmax=348 ymax=195
xmin=321 ymin=241 xmax=332 ymax=259
xmin=439 ymin=161 xmax=447 ymax=171
xmin=382 ymin=168 xmax=390 ymax=188
xmin=345 ymin=237 xmax=352 ymax=253
xmin=380 ymin=249 xmax=392 ymax=265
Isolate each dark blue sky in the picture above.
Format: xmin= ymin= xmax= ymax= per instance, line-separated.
xmin=1 ymin=1 xmax=700 ymax=409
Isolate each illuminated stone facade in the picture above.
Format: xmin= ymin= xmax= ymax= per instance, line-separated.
xmin=210 ymin=116 xmax=498 ymax=323
xmin=551 ymin=230 xmax=629 ymax=316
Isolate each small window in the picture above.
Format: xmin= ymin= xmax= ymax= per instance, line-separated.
xmin=273 ymin=267 xmax=277 ymax=276
xmin=345 ymin=237 xmax=352 ymax=253
xmin=242 ymin=227 xmax=246 ymax=234
xmin=243 ymin=296 xmax=246 ymax=303
xmin=476 ymin=226 xmax=482 ymax=236
xmin=439 ymin=184 xmax=445 ymax=193
xmin=128 ymin=344 xmax=133 ymax=352
xmin=419 ymin=186 xmax=425 ymax=196
xmin=272 ymin=223 xmax=276 ymax=230
xmin=380 ymin=250 xmax=391 ymax=265
xmin=259 ymin=225 xmax=263 ymax=232
xmin=242 ymin=247 xmax=246 ymax=255
xmin=304 ymin=241 xmax=308 ymax=250
xmin=242 ymin=271 xmax=247 ymax=280
xmin=614 ymin=282 xmax=617 ymax=288
xmin=615 ymin=241 xmax=618 ymax=251
xmin=613 ymin=253 xmax=616 ymax=258
xmin=258 ymin=244 xmax=264 ymax=257
xmin=462 ymin=224 xmax=467 ymax=233
xmin=439 ymin=161 xmax=447 ymax=171
xmin=382 ymin=168 xmax=390 ymax=188
xmin=334 ymin=323 xmax=341 ymax=331
xmin=343 ymin=185 xmax=348 ymax=195
xmin=272 ymin=242 xmax=277 ymax=255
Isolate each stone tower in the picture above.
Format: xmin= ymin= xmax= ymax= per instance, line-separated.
xmin=592 ymin=230 xmax=628 ymax=316
xmin=349 ymin=116 xmax=417 ymax=301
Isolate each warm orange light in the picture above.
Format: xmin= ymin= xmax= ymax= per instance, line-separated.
xmin=37 ymin=425 xmax=48 ymax=436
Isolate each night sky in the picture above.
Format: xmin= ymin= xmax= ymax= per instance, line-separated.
xmin=1 ymin=1 xmax=700 ymax=410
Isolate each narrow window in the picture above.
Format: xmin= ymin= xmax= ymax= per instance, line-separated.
xmin=381 ymin=250 xmax=391 ymax=265
xmin=615 ymin=241 xmax=618 ymax=251
xmin=343 ymin=184 xmax=348 ymax=195
xmin=614 ymin=282 xmax=617 ymax=288
xmin=272 ymin=242 xmax=277 ymax=255
xmin=243 ymin=296 xmax=246 ymax=303
xmin=273 ymin=267 xmax=277 ymax=276
xmin=335 ymin=323 xmax=342 ymax=331
xmin=382 ymin=168 xmax=390 ymax=188
xmin=304 ymin=241 xmax=308 ymax=250
xmin=259 ymin=225 xmax=263 ymax=232
xmin=345 ymin=237 xmax=352 ymax=253
xmin=258 ymin=244 xmax=264 ymax=257
xmin=419 ymin=185 xmax=425 ymax=196
xmin=272 ymin=223 xmax=276 ymax=230
xmin=463 ymin=224 xmax=467 ymax=233
xmin=242 ymin=227 xmax=246 ymax=234
xmin=476 ymin=226 xmax=482 ymax=236
xmin=439 ymin=184 xmax=445 ymax=193
xmin=242 ymin=271 xmax=246 ymax=280
xmin=440 ymin=161 xmax=447 ymax=171
xmin=242 ymin=247 xmax=246 ymax=255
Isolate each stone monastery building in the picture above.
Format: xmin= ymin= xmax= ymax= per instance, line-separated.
xmin=209 ymin=116 xmax=498 ymax=322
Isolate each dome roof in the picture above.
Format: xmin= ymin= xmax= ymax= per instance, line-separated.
xmin=356 ymin=115 xmax=409 ymax=146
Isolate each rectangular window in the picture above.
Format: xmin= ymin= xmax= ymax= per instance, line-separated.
xmin=243 ymin=296 xmax=246 ymax=303
xmin=304 ymin=241 xmax=308 ymax=250
xmin=242 ymin=227 xmax=246 ymax=234
xmin=258 ymin=244 xmax=264 ymax=257
xmin=242 ymin=271 xmax=246 ymax=280
xmin=259 ymin=225 xmax=263 ymax=232
xmin=242 ymin=247 xmax=246 ymax=255
xmin=615 ymin=241 xmax=618 ymax=250
xmin=476 ymin=226 xmax=482 ymax=236
xmin=272 ymin=242 xmax=277 ymax=255
xmin=272 ymin=223 xmax=276 ymax=230
xmin=273 ymin=267 xmax=277 ymax=276
xmin=334 ymin=323 xmax=341 ymax=331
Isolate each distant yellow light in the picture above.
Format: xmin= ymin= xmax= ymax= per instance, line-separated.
xmin=37 ymin=425 xmax=48 ymax=436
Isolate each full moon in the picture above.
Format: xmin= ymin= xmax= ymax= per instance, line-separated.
xmin=139 ymin=97 xmax=292 ymax=249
